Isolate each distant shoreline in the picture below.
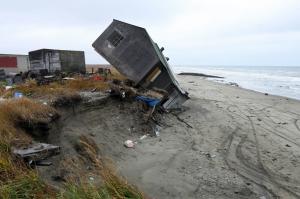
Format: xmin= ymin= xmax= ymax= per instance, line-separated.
xmin=178 ymin=72 xmax=224 ymax=79
xmin=175 ymin=66 xmax=300 ymax=101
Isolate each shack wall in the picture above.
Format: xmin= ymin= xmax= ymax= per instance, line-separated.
xmin=29 ymin=50 xmax=61 ymax=72
xmin=59 ymin=51 xmax=85 ymax=73
xmin=0 ymin=54 xmax=29 ymax=73
xmin=92 ymin=20 xmax=159 ymax=84
xmin=29 ymin=50 xmax=47 ymax=71
xmin=29 ymin=49 xmax=85 ymax=73
xmin=17 ymin=55 xmax=30 ymax=72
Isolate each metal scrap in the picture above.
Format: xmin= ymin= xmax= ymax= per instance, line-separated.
xmin=13 ymin=143 xmax=60 ymax=163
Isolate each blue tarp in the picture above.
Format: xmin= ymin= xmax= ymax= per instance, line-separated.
xmin=14 ymin=92 xmax=23 ymax=99
xmin=136 ymin=96 xmax=161 ymax=107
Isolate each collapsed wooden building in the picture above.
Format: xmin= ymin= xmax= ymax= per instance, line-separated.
xmin=92 ymin=20 xmax=189 ymax=109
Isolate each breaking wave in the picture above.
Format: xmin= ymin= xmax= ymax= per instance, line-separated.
xmin=174 ymin=65 xmax=300 ymax=100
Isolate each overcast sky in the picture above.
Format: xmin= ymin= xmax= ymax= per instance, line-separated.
xmin=1 ymin=0 xmax=299 ymax=66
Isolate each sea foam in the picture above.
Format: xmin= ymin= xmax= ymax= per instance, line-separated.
xmin=174 ymin=65 xmax=300 ymax=100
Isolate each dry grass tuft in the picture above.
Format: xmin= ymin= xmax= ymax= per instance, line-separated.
xmin=64 ymin=79 xmax=109 ymax=91
xmin=59 ymin=135 xmax=145 ymax=198
xmin=0 ymin=79 xmax=146 ymax=198
xmin=0 ymin=97 xmax=58 ymax=157
xmin=110 ymin=67 xmax=127 ymax=81
xmin=52 ymin=90 xmax=82 ymax=107
xmin=72 ymin=135 xmax=145 ymax=199
xmin=0 ymin=98 xmax=57 ymax=145
xmin=2 ymin=78 xmax=109 ymax=100
xmin=1 ymin=98 xmax=58 ymax=125
xmin=0 ymin=171 xmax=57 ymax=199
xmin=0 ymin=98 xmax=59 ymax=199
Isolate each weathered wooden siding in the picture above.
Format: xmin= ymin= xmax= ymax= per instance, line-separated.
xmin=29 ymin=49 xmax=85 ymax=73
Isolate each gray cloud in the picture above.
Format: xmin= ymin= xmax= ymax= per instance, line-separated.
xmin=1 ymin=0 xmax=299 ymax=66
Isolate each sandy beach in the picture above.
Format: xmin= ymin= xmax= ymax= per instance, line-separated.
xmin=36 ymin=75 xmax=300 ymax=199
xmin=109 ymin=75 xmax=300 ymax=199
xmin=2 ymin=2 xmax=300 ymax=198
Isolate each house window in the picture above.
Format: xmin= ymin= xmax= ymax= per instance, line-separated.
xmin=107 ymin=31 xmax=124 ymax=47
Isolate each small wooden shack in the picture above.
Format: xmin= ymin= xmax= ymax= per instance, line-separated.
xmin=92 ymin=20 xmax=189 ymax=109
xmin=29 ymin=49 xmax=86 ymax=74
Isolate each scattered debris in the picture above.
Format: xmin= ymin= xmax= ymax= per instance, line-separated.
xmin=36 ymin=75 xmax=57 ymax=86
xmin=124 ymin=140 xmax=135 ymax=148
xmin=80 ymin=91 xmax=109 ymax=105
xmin=5 ymin=85 xmax=13 ymax=90
xmin=204 ymin=152 xmax=216 ymax=159
xmin=136 ymin=96 xmax=161 ymax=107
xmin=63 ymin=77 xmax=75 ymax=80
xmin=140 ymin=135 xmax=149 ymax=140
xmin=14 ymin=91 xmax=23 ymax=98
xmin=36 ymin=160 xmax=53 ymax=166
xmin=153 ymin=125 xmax=160 ymax=137
xmin=109 ymin=81 xmax=167 ymax=121
xmin=109 ymin=81 xmax=166 ymax=102
xmin=89 ymin=176 xmax=95 ymax=181
xmin=13 ymin=143 xmax=60 ymax=164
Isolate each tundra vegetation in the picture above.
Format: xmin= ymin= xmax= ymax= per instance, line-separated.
xmin=0 ymin=70 xmax=145 ymax=199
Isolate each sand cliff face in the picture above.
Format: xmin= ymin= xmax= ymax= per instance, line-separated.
xmin=115 ymin=76 xmax=300 ymax=199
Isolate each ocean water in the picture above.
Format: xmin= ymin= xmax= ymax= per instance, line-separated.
xmin=173 ymin=65 xmax=300 ymax=100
